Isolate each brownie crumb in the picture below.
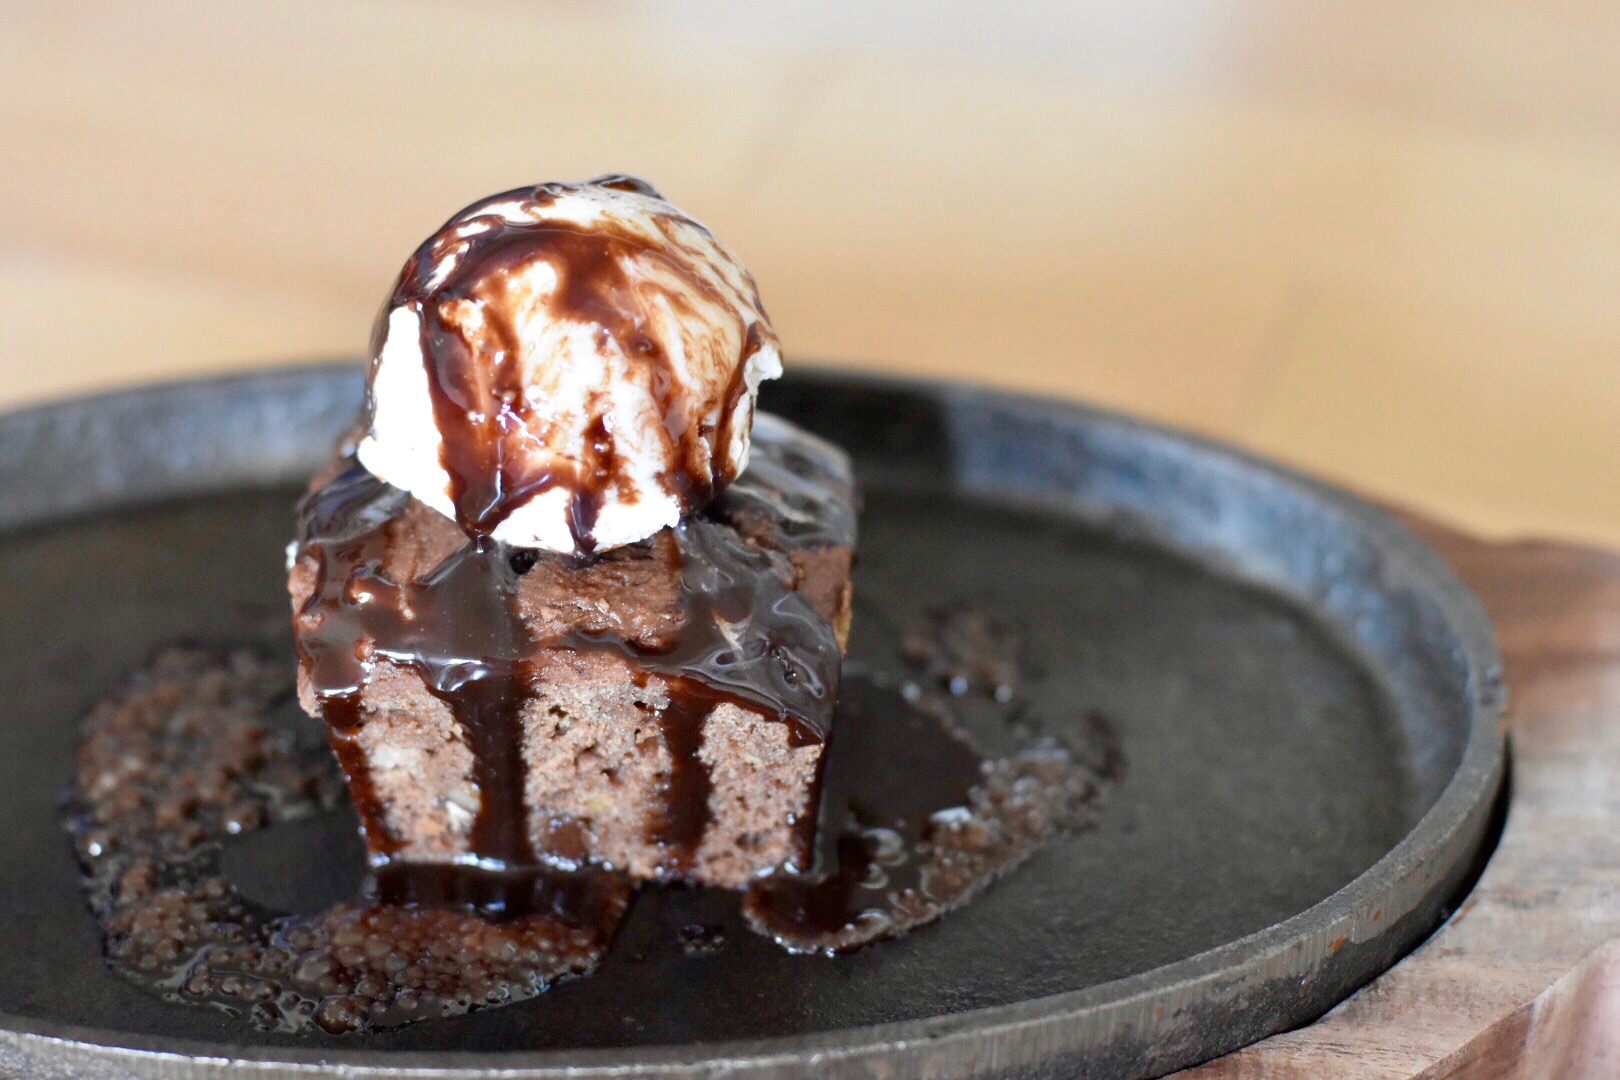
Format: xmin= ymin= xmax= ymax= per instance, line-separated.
xmin=901 ymin=605 xmax=1027 ymax=704
xmin=66 ymin=648 xmax=629 ymax=1034
xmin=289 ymin=415 xmax=858 ymax=886
xmin=676 ymin=923 xmax=728 ymax=956
xmin=65 ymin=606 xmax=1121 ymax=1033
xmin=743 ymin=600 xmax=1120 ymax=955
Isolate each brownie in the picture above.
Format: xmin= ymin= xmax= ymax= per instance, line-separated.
xmin=289 ymin=413 xmax=855 ymax=887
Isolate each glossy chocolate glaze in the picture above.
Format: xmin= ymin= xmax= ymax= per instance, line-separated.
xmin=291 ymin=465 xmax=540 ymax=866
xmin=714 ymin=413 xmax=859 ymax=552
xmin=367 ymin=176 xmax=774 ymax=549
xmin=67 ymin=648 xmax=631 ymax=1035
xmin=292 ymin=419 xmax=851 ymax=876
xmin=371 ymin=861 xmax=621 ymax=919
xmin=742 ymin=665 xmax=1113 ymax=954
xmin=70 ymin=615 xmax=1118 ymax=1031
xmin=566 ymin=511 xmax=840 ymax=874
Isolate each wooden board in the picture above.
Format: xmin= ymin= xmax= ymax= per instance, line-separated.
xmin=4 ymin=1 xmax=1620 ymax=548
xmin=1185 ymin=516 xmax=1620 ymax=1078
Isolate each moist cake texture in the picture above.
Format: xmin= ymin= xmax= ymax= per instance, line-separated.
xmin=289 ymin=414 xmax=855 ymax=887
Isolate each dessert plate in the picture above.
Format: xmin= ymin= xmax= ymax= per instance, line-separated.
xmin=0 ymin=365 xmax=1504 ymax=1079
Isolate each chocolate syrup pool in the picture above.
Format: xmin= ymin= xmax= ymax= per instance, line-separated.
xmin=66 ymin=612 xmax=1118 ymax=1034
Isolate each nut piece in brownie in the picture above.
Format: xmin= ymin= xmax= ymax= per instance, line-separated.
xmin=289 ymin=414 xmax=855 ymax=887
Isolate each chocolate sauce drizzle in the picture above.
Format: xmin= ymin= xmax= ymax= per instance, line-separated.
xmin=292 ymin=465 xmax=542 ymax=867
xmin=716 ymin=413 xmax=860 ymax=551
xmin=68 ymin=618 xmax=1118 ymax=1031
xmin=66 ymin=648 xmax=631 ymax=1034
xmin=741 ymin=672 xmax=1112 ymax=953
xmin=293 ymin=421 xmax=852 ymax=878
xmin=565 ymin=512 xmax=839 ymax=874
xmin=369 ymin=176 xmax=775 ymax=551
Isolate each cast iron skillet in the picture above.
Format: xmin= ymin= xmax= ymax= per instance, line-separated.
xmin=0 ymin=364 xmax=1503 ymax=1078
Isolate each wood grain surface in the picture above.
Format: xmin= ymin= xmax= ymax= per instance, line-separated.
xmin=1185 ymin=519 xmax=1620 ymax=1078
xmin=3 ymin=1 xmax=1619 ymax=547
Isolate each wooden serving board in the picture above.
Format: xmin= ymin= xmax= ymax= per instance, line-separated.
xmin=1186 ymin=515 xmax=1620 ymax=1079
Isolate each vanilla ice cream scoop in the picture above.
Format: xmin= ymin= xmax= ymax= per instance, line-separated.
xmin=357 ymin=176 xmax=783 ymax=555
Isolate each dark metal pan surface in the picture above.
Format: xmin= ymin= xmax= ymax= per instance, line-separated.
xmin=0 ymin=365 xmax=1504 ymax=1078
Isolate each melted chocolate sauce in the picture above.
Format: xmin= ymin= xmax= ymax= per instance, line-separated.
xmin=69 ymin=620 xmax=1119 ymax=1031
xmin=67 ymin=648 xmax=631 ymax=1035
xmin=293 ymin=464 xmax=539 ymax=867
xmin=293 ymin=420 xmax=850 ymax=879
xmin=647 ymin=679 xmax=717 ymax=866
xmin=704 ymin=322 xmax=766 ymax=502
xmin=715 ymin=413 xmax=860 ymax=551
xmin=743 ymin=673 xmax=1106 ymax=955
xmin=742 ymin=675 xmax=982 ymax=943
xmin=371 ymin=861 xmax=619 ymax=920
xmin=370 ymin=177 xmax=773 ymax=550
xmin=556 ymin=510 xmax=840 ymax=874
xmin=590 ymin=174 xmax=664 ymax=198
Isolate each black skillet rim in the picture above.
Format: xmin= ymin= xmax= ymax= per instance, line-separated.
xmin=0 ymin=364 xmax=1505 ymax=1078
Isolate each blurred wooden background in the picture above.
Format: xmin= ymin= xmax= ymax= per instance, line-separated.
xmin=3 ymin=1 xmax=1617 ymax=545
